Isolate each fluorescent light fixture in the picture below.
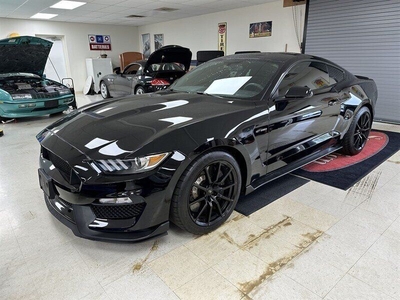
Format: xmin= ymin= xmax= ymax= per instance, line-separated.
xmin=50 ymin=1 xmax=86 ymax=10
xmin=31 ymin=13 xmax=58 ymax=19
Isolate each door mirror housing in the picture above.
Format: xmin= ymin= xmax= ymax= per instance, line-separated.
xmin=285 ymin=86 xmax=313 ymax=99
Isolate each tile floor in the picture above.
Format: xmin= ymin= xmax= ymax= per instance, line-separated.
xmin=1 ymin=93 xmax=399 ymax=299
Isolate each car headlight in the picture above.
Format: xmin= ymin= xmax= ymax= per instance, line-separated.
xmin=12 ymin=94 xmax=32 ymax=100
xmin=59 ymin=88 xmax=72 ymax=95
xmin=91 ymin=152 xmax=170 ymax=174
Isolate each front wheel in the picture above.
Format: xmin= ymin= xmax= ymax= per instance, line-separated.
xmin=341 ymin=106 xmax=372 ymax=155
xmin=170 ymin=151 xmax=241 ymax=235
xmin=100 ymin=81 xmax=110 ymax=99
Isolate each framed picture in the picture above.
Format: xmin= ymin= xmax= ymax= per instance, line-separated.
xmin=142 ymin=33 xmax=151 ymax=59
xmin=249 ymin=21 xmax=272 ymax=38
xmin=154 ymin=34 xmax=164 ymax=51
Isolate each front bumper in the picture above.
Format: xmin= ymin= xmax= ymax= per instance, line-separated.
xmin=44 ymin=193 xmax=169 ymax=242
xmin=39 ymin=167 xmax=169 ymax=242
xmin=0 ymin=96 xmax=74 ymax=118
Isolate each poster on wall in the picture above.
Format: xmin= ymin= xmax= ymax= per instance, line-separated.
xmin=218 ymin=22 xmax=227 ymax=54
xmin=88 ymin=34 xmax=112 ymax=50
xmin=154 ymin=34 xmax=164 ymax=50
xmin=142 ymin=33 xmax=151 ymax=59
xmin=249 ymin=21 xmax=272 ymax=38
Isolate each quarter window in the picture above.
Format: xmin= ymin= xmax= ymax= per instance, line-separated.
xmin=124 ymin=64 xmax=141 ymax=75
xmin=326 ymin=65 xmax=345 ymax=84
xmin=278 ymin=61 xmax=330 ymax=96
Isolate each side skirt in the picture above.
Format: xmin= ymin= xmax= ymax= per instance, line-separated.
xmin=245 ymin=144 xmax=342 ymax=195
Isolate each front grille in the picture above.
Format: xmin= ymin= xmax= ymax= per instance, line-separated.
xmin=32 ymin=91 xmax=60 ymax=99
xmin=91 ymin=203 xmax=146 ymax=219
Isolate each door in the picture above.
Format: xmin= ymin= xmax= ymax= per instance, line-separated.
xmin=36 ymin=35 xmax=68 ymax=82
xmin=263 ymin=61 xmax=342 ymax=173
xmin=113 ymin=63 xmax=141 ymax=96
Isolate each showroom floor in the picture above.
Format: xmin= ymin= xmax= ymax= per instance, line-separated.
xmin=1 ymin=93 xmax=399 ymax=300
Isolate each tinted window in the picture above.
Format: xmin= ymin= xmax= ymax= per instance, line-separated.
xmin=278 ymin=61 xmax=330 ymax=96
xmin=124 ymin=64 xmax=141 ymax=75
xmin=327 ymin=65 xmax=345 ymax=84
xmin=170 ymin=58 xmax=281 ymax=99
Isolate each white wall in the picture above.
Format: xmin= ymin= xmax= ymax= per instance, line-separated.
xmin=138 ymin=1 xmax=305 ymax=57
xmin=0 ymin=18 xmax=139 ymax=91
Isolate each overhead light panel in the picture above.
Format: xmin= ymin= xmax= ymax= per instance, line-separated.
xmin=50 ymin=1 xmax=86 ymax=10
xmin=154 ymin=7 xmax=179 ymax=12
xmin=31 ymin=13 xmax=58 ymax=19
xmin=126 ymin=15 xmax=146 ymax=18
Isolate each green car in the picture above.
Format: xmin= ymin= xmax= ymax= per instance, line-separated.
xmin=0 ymin=36 xmax=75 ymax=122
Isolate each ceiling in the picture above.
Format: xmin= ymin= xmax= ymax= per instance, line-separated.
xmin=0 ymin=0 xmax=276 ymax=26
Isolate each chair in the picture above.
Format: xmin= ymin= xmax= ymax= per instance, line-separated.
xmin=119 ymin=52 xmax=144 ymax=70
xmin=196 ymin=50 xmax=224 ymax=66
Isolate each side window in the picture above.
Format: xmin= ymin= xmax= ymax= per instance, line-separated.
xmin=326 ymin=65 xmax=345 ymax=85
xmin=124 ymin=64 xmax=140 ymax=75
xmin=278 ymin=61 xmax=330 ymax=96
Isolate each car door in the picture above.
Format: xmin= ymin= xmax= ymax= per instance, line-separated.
xmin=262 ymin=60 xmax=343 ymax=173
xmin=113 ymin=63 xmax=141 ymax=96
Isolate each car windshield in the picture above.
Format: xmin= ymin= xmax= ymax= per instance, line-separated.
xmin=170 ymin=58 xmax=281 ymax=99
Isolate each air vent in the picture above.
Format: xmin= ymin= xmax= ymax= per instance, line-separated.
xmin=126 ymin=14 xmax=146 ymax=18
xmin=154 ymin=7 xmax=179 ymax=12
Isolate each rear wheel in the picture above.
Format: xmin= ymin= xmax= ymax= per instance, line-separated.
xmin=170 ymin=151 xmax=241 ymax=235
xmin=135 ymin=86 xmax=145 ymax=94
xmin=100 ymin=81 xmax=110 ymax=99
xmin=341 ymin=106 xmax=372 ymax=155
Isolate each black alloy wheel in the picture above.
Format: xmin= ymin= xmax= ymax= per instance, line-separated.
xmin=342 ymin=106 xmax=372 ymax=155
xmin=170 ymin=151 xmax=241 ymax=235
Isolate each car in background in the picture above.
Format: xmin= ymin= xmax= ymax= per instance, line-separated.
xmin=0 ymin=36 xmax=75 ymax=122
xmin=99 ymin=45 xmax=192 ymax=98
xmin=37 ymin=52 xmax=377 ymax=241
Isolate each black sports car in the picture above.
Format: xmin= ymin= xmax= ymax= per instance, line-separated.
xmin=99 ymin=45 xmax=192 ymax=98
xmin=37 ymin=53 xmax=377 ymax=242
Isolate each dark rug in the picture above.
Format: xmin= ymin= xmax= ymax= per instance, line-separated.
xmin=235 ymin=174 xmax=309 ymax=216
xmin=293 ymin=130 xmax=400 ymax=190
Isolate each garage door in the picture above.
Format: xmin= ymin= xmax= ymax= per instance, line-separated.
xmin=303 ymin=0 xmax=400 ymax=123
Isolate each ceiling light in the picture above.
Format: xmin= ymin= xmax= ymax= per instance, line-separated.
xmin=50 ymin=1 xmax=86 ymax=10
xmin=154 ymin=7 xmax=179 ymax=12
xmin=30 ymin=13 xmax=58 ymax=19
xmin=126 ymin=15 xmax=146 ymax=18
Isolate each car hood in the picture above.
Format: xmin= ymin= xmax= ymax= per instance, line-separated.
xmin=41 ymin=92 xmax=254 ymax=160
xmin=145 ymin=45 xmax=192 ymax=71
xmin=0 ymin=36 xmax=52 ymax=76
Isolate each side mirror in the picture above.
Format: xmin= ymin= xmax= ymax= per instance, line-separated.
xmin=285 ymin=86 xmax=313 ymax=99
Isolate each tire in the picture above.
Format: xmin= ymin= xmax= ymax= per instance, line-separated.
xmin=100 ymin=81 xmax=110 ymax=99
xmin=170 ymin=151 xmax=241 ymax=235
xmin=341 ymin=106 xmax=372 ymax=155
xmin=135 ymin=86 xmax=145 ymax=94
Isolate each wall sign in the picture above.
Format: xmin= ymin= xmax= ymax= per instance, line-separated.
xmin=142 ymin=33 xmax=151 ymax=59
xmin=88 ymin=34 xmax=112 ymax=50
xmin=249 ymin=21 xmax=272 ymax=38
xmin=154 ymin=34 xmax=164 ymax=51
xmin=218 ymin=22 xmax=227 ymax=54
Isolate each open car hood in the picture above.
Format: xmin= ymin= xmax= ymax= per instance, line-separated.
xmin=145 ymin=45 xmax=192 ymax=71
xmin=0 ymin=36 xmax=52 ymax=76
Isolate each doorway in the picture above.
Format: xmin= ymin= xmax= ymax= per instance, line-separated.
xmin=36 ymin=35 xmax=69 ymax=83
